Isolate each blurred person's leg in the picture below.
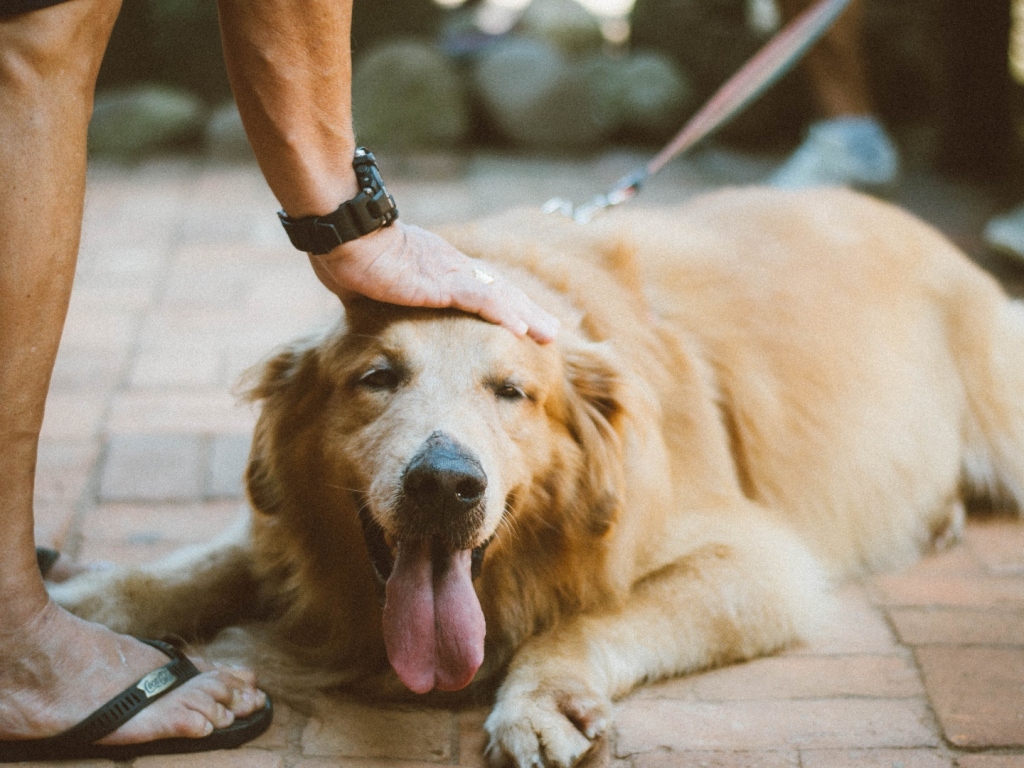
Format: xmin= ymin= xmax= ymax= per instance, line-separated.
xmin=936 ymin=0 xmax=1017 ymax=185
xmin=986 ymin=204 xmax=1024 ymax=261
xmin=0 ymin=0 xmax=265 ymax=751
xmin=769 ymin=0 xmax=900 ymax=190
xmin=936 ymin=0 xmax=1024 ymax=261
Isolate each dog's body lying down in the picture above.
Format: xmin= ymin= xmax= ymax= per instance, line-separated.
xmin=55 ymin=188 xmax=1024 ymax=767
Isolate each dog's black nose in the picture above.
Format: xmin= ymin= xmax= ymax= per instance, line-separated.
xmin=403 ymin=432 xmax=487 ymax=516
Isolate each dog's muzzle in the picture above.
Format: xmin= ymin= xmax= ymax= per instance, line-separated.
xmin=401 ymin=431 xmax=487 ymax=538
xmin=357 ymin=431 xmax=492 ymax=602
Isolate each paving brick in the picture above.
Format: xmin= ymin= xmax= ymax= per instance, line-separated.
xmin=69 ymin=265 xmax=161 ymax=310
xmin=631 ymin=750 xmax=799 ymax=767
xmin=244 ymin=270 xmax=337 ymax=315
xmin=33 ymin=439 xmax=101 ymax=547
xmin=129 ymin=347 xmax=222 ymax=389
xmin=140 ymin=308 xmax=280 ymax=345
xmin=207 ymin=434 xmax=252 ymax=498
xmin=10 ymin=762 xmax=115 ymax=768
xmin=869 ymin=574 xmax=1024 ymax=609
xmin=99 ymin=434 xmax=205 ymax=503
xmin=106 ymin=391 xmax=256 ymax=434
xmin=132 ymin=749 xmax=283 ymax=768
xmin=35 ymin=439 xmax=100 ymax=508
xmin=301 ymin=697 xmax=455 ymax=762
xmin=956 ymin=756 xmax=1024 ymax=768
xmin=458 ymin=707 xmax=489 ymax=767
xmin=966 ymin=519 xmax=1024 ymax=576
xmin=634 ymin=654 xmax=922 ymax=701
xmin=33 ymin=501 xmax=77 ymax=552
xmin=614 ymin=699 xmax=938 ymax=754
xmin=78 ymin=501 xmax=246 ymax=566
xmin=161 ymin=267 xmax=248 ymax=310
xmin=49 ymin=348 xmax=126 ymax=393
xmin=293 ymin=758 xmax=455 ymax=768
xmin=59 ymin=307 xmax=138 ymax=352
xmin=171 ymin=243 xmax=294 ymax=269
xmin=889 ymin=608 xmax=1024 ymax=646
xmin=137 ymin=321 xmax=313 ymax=357
xmin=39 ymin=393 xmax=107 ymax=440
xmin=800 ymin=749 xmax=954 ymax=767
xmin=246 ymin=700 xmax=299 ymax=751
xmin=915 ymin=647 xmax=1024 ymax=748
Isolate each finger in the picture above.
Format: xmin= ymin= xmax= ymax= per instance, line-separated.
xmin=523 ymin=304 xmax=560 ymax=344
xmin=450 ymin=272 xmax=529 ymax=338
xmin=467 ymin=272 xmax=559 ymax=343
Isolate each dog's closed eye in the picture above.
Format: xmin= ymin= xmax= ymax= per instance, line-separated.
xmin=490 ymin=381 xmax=531 ymax=402
xmin=358 ymin=366 xmax=403 ymax=391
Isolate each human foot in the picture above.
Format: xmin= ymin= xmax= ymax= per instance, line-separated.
xmin=769 ymin=116 xmax=900 ymax=192
xmin=985 ymin=203 xmax=1024 ymax=262
xmin=0 ymin=600 xmax=266 ymax=747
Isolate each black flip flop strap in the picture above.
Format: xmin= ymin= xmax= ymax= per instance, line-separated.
xmin=35 ymin=547 xmax=60 ymax=578
xmin=45 ymin=639 xmax=200 ymax=747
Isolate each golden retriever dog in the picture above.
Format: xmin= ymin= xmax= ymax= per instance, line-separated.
xmin=53 ymin=187 xmax=1024 ymax=767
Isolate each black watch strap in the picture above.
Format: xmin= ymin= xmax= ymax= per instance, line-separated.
xmin=278 ymin=147 xmax=398 ymax=255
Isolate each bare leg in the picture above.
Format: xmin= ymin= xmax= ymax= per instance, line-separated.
xmin=0 ymin=0 xmax=264 ymax=744
xmin=776 ymin=0 xmax=873 ymax=118
xmin=769 ymin=0 xmax=898 ymax=190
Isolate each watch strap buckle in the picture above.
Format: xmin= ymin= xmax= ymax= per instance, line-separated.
xmin=278 ymin=147 xmax=398 ymax=255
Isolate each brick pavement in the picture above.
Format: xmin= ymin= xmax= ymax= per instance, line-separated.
xmin=31 ymin=149 xmax=1024 ymax=767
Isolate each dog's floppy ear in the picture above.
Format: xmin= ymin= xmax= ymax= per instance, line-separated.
xmin=240 ymin=340 xmax=321 ymax=405
xmin=564 ymin=341 xmax=623 ymax=426
xmin=240 ymin=342 xmax=325 ymax=516
xmin=561 ymin=340 xmax=626 ymax=536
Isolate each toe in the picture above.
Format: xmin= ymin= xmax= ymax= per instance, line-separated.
xmin=96 ymin=669 xmax=252 ymax=745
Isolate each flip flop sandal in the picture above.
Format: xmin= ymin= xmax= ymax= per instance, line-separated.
xmin=35 ymin=546 xmax=60 ymax=578
xmin=0 ymin=638 xmax=273 ymax=763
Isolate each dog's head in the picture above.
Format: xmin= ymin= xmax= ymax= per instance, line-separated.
xmin=244 ymin=295 xmax=625 ymax=694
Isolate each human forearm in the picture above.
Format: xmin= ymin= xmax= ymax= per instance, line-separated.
xmin=217 ymin=0 xmax=359 ymax=218
xmin=215 ymin=0 xmax=559 ymax=343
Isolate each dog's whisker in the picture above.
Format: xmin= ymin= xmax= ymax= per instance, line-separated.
xmin=325 ymin=483 xmax=366 ymax=495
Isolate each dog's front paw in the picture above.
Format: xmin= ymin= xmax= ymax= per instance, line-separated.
xmin=484 ymin=681 xmax=611 ymax=768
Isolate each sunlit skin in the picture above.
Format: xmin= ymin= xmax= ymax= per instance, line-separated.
xmin=776 ymin=0 xmax=874 ymax=118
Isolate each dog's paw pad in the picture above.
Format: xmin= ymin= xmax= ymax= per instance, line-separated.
xmin=484 ymin=687 xmax=610 ymax=767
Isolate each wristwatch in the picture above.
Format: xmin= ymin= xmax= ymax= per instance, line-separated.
xmin=278 ymin=147 xmax=399 ymax=255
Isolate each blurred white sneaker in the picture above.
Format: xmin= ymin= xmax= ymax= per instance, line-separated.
xmin=984 ymin=203 xmax=1024 ymax=262
xmin=769 ymin=116 xmax=900 ymax=192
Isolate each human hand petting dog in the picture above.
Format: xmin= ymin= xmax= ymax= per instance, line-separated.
xmin=308 ymin=221 xmax=560 ymax=344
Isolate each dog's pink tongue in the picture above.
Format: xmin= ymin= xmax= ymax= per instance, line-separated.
xmin=382 ymin=540 xmax=485 ymax=694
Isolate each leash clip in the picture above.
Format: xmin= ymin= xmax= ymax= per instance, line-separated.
xmin=543 ymin=168 xmax=648 ymax=224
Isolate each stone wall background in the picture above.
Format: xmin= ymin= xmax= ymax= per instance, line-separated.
xmin=89 ymin=0 xmax=1022 ymax=183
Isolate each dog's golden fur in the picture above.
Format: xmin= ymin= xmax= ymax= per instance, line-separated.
xmin=54 ymin=188 xmax=1024 ymax=767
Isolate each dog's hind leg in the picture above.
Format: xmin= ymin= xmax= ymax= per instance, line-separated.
xmin=952 ymin=281 xmax=1024 ymax=511
xmin=48 ymin=516 xmax=262 ymax=642
xmin=484 ymin=514 xmax=828 ymax=768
